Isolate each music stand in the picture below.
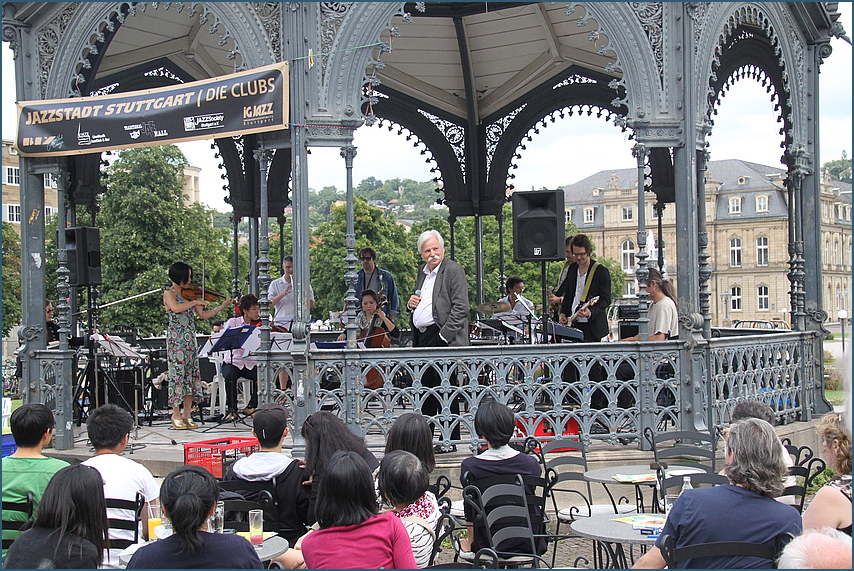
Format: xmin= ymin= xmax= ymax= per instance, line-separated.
xmin=208 ymin=325 xmax=256 ymax=428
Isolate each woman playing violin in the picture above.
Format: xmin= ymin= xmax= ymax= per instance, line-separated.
xmin=219 ymin=294 xmax=261 ymax=421
xmin=163 ymin=262 xmax=232 ymax=430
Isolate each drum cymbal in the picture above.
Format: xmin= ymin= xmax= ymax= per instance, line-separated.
xmin=477 ymin=301 xmax=511 ymax=314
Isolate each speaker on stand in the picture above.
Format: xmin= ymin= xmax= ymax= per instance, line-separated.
xmin=65 ymin=227 xmax=102 ymax=287
xmin=512 ymin=190 xmax=566 ymax=343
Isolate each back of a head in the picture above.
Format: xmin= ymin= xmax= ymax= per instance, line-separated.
xmin=378 ymin=450 xmax=429 ymax=508
xmin=724 ymin=417 xmax=787 ymax=496
xmin=385 ymin=412 xmax=436 ymax=472
xmin=253 ymin=403 xmax=290 ymax=448
xmin=9 ymin=403 xmax=54 ymax=448
xmin=301 ymin=411 xmax=368 ymax=476
xmin=160 ymin=466 xmax=218 ymax=554
xmin=777 ymin=528 xmax=853 ymax=569
xmin=816 ymin=411 xmax=852 ymax=475
xmin=315 ymin=450 xmax=377 ymax=529
xmin=34 ymin=464 xmax=109 ymax=566
xmin=474 ymin=398 xmax=514 ymax=449
xmin=731 ymin=401 xmax=776 ymax=426
xmin=86 ymin=404 xmax=134 ymax=451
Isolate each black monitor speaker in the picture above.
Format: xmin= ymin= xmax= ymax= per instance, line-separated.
xmin=512 ymin=190 xmax=565 ymax=262
xmin=65 ymin=227 xmax=102 ymax=286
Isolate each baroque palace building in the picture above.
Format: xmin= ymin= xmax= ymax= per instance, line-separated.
xmin=2 ymin=139 xmax=202 ymax=236
xmin=563 ymin=158 xmax=852 ymax=326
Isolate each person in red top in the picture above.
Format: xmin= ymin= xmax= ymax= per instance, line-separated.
xmin=299 ymin=451 xmax=416 ymax=569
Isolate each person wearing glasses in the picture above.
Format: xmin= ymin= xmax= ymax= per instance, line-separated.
xmin=558 ymin=233 xmax=611 ymax=341
xmin=45 ymin=301 xmax=60 ymax=345
xmin=354 ymin=247 xmax=400 ymax=317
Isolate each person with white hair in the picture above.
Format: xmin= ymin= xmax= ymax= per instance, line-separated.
xmin=777 ymin=528 xmax=852 ymax=569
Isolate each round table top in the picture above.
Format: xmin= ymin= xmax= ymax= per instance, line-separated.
xmin=584 ymin=464 xmax=704 ymax=485
xmin=254 ymin=534 xmax=289 ymax=562
xmin=570 ymin=513 xmax=662 ymax=546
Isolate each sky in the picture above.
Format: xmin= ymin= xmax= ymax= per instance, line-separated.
xmin=3 ymin=5 xmax=851 ymax=214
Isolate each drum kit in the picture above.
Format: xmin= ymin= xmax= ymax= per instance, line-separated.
xmin=472 ymin=300 xmax=581 ymax=344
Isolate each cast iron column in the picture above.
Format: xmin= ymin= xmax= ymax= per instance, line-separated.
xmin=342 ymin=146 xmax=359 ymax=349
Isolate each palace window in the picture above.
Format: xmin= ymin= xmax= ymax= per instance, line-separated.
xmin=757 ymin=286 xmax=769 ymax=311
xmin=621 ymin=240 xmax=635 ymax=272
xmin=565 ymin=209 xmax=574 ymax=224
xmin=731 ymin=286 xmax=742 ymax=311
xmin=622 ymin=206 xmax=633 ymax=221
xmin=5 ymin=166 xmax=20 ymax=185
xmin=584 ymin=207 xmax=595 ymax=224
xmin=4 ymin=204 xmax=21 ymax=223
xmin=729 ymin=237 xmax=742 ymax=267
xmin=755 ymin=195 xmax=768 ymax=213
xmin=756 ymin=236 xmax=769 ymax=266
xmin=43 ymin=173 xmax=58 ymax=188
xmin=729 ymin=196 xmax=742 ymax=214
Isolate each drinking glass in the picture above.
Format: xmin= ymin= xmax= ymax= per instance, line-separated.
xmin=664 ymin=494 xmax=680 ymax=516
xmin=147 ymin=504 xmax=162 ymax=541
xmin=248 ymin=509 xmax=264 ymax=547
xmin=207 ymin=500 xmax=224 ymax=533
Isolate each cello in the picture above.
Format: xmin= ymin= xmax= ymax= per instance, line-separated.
xmin=358 ymin=304 xmax=391 ymax=390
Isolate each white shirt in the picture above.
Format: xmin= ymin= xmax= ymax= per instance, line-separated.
xmin=221 ymin=316 xmax=257 ymax=369
xmin=269 ymin=275 xmax=314 ymax=327
xmin=82 ymin=453 xmax=160 ymax=568
xmin=570 ymin=268 xmax=589 ymax=323
xmin=412 ymin=263 xmax=440 ymax=328
xmin=648 ymin=295 xmax=679 ymax=338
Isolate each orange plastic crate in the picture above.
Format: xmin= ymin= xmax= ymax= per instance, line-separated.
xmin=183 ymin=437 xmax=260 ymax=478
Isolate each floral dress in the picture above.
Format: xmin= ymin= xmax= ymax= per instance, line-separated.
xmin=166 ymin=289 xmax=202 ymax=406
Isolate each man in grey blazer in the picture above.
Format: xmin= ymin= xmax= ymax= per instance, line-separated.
xmin=408 ymin=229 xmax=470 ymax=450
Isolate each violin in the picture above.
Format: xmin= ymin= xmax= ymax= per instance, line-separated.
xmin=180 ymin=285 xmax=226 ymax=303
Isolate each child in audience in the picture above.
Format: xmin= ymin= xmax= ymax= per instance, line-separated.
xmin=385 ymin=412 xmax=436 ymax=473
xmin=378 ymin=450 xmax=440 ymax=568
xmin=4 ymin=464 xmax=109 ymax=569
xmin=300 ymin=451 xmax=416 ymax=569
xmin=126 ymin=465 xmax=262 ymax=569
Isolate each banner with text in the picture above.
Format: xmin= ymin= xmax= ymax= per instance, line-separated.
xmin=16 ymin=61 xmax=288 ymax=157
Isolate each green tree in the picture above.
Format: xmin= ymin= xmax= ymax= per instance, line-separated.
xmin=823 ymin=151 xmax=852 ymax=183
xmin=97 ymin=146 xmax=232 ymax=336
xmin=2 ymin=222 xmax=22 ymax=336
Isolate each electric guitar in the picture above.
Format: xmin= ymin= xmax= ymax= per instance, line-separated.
xmin=566 ymin=296 xmax=600 ymax=325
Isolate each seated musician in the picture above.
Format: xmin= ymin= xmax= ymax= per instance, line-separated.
xmin=220 ymin=294 xmax=260 ymax=421
xmin=493 ymin=276 xmax=535 ymax=342
xmin=337 ymin=289 xmax=400 ymax=344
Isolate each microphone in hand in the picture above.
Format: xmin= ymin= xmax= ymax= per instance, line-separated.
xmin=409 ymin=289 xmax=422 ymax=310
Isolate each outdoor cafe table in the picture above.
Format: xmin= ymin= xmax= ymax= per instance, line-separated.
xmin=117 ymin=534 xmax=289 ymax=566
xmin=570 ymin=513 xmax=662 ymax=569
xmin=584 ymin=465 xmax=704 ymax=512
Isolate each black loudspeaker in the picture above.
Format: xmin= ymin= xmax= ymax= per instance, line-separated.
xmin=512 ymin=190 xmax=565 ymax=262
xmin=65 ymin=227 xmax=102 ymax=286
xmin=619 ymin=321 xmax=639 ymax=339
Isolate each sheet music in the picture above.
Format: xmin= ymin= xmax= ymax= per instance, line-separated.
xmin=198 ymin=331 xmax=225 ymax=357
xmin=93 ymin=334 xmax=144 ymax=359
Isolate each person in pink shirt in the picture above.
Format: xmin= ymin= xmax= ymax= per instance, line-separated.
xmin=299 ymin=451 xmax=416 ymax=569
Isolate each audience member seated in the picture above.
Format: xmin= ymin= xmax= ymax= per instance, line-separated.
xmin=459 ymin=397 xmax=545 ymax=557
xmin=633 ymin=418 xmax=802 ymax=569
xmin=801 ymin=412 xmax=852 ymax=535
xmin=301 ymin=411 xmax=379 ymax=524
xmin=81 ymin=404 xmax=159 ymax=568
xmin=223 ymin=403 xmax=311 ymax=546
xmin=4 ymin=464 xmax=109 ymax=569
xmin=727 ymin=400 xmax=797 ymax=505
xmin=299 ymin=451 xmax=417 ymax=569
xmin=220 ymin=294 xmax=261 ymax=420
xmin=127 ymin=465 xmax=262 ymax=569
xmin=378 ymin=450 xmax=440 ymax=568
xmin=1 ymin=404 xmax=68 ymax=561
xmin=385 ymin=412 xmax=436 ymax=474
xmin=777 ymin=527 xmax=852 ymax=569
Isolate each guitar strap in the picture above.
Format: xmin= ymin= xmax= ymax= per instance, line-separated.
xmin=581 ymin=261 xmax=600 ymax=303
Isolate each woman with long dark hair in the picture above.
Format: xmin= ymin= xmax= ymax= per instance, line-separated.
xmin=4 ymin=464 xmax=109 ymax=569
xmin=385 ymin=412 xmax=436 ymax=473
xmin=163 ymin=262 xmax=231 ymax=430
xmin=126 ymin=465 xmax=261 ymax=569
xmin=300 ymin=451 xmax=416 ymax=569
xmin=302 ymin=411 xmax=379 ymax=524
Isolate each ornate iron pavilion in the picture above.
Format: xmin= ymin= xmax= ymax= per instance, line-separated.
xmin=3 ymin=2 xmax=846 ymax=451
